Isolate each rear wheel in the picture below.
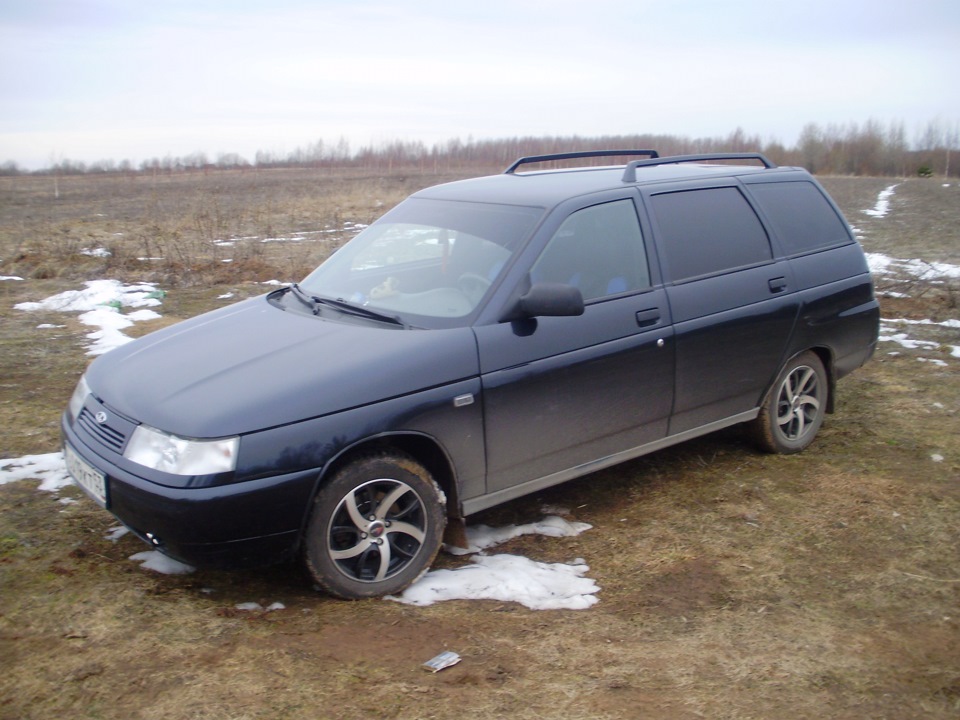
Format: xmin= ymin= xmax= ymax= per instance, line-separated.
xmin=303 ymin=451 xmax=446 ymax=599
xmin=752 ymin=351 xmax=828 ymax=454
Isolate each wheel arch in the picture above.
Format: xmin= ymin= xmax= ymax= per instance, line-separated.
xmin=808 ymin=345 xmax=836 ymax=414
xmin=764 ymin=345 xmax=836 ymax=415
xmin=310 ymin=432 xmax=461 ymax=523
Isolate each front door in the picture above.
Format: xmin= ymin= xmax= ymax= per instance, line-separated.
xmin=474 ymin=197 xmax=675 ymax=497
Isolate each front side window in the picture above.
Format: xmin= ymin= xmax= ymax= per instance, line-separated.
xmin=530 ymin=199 xmax=651 ymax=302
xmin=650 ymin=187 xmax=772 ymax=281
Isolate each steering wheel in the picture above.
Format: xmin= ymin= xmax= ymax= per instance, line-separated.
xmin=457 ymin=272 xmax=492 ymax=306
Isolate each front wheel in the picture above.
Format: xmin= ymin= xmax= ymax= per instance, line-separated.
xmin=752 ymin=351 xmax=828 ymax=454
xmin=303 ymin=451 xmax=446 ymax=599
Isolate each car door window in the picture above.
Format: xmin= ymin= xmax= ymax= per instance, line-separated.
xmin=530 ymin=199 xmax=650 ymax=301
xmin=650 ymin=187 xmax=771 ymax=281
xmin=746 ymin=181 xmax=851 ymax=254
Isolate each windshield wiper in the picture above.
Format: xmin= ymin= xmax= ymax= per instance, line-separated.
xmin=314 ymin=295 xmax=408 ymax=328
xmin=287 ymin=284 xmax=407 ymax=327
xmin=287 ymin=283 xmax=322 ymax=314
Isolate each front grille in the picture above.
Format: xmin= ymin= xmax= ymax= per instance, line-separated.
xmin=77 ymin=407 xmax=129 ymax=453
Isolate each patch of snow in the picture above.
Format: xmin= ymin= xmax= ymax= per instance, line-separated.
xmin=867 ymin=253 xmax=960 ymax=281
xmin=80 ymin=247 xmax=112 ymax=257
xmin=390 ymin=554 xmax=599 ymax=610
xmin=79 ymin=307 xmax=162 ymax=356
xmin=14 ymin=279 xmax=163 ymax=313
xmin=1 ymin=275 xmax=24 ymax=281
xmin=394 ymin=515 xmax=598 ymax=610
xmin=259 ymin=280 xmax=288 ymax=286
xmin=445 ymin=515 xmax=592 ymax=556
xmin=105 ymin=525 xmax=130 ymax=542
xmin=877 ymin=331 xmax=938 ymax=351
xmin=931 ymin=454 xmax=944 ymax=463
xmin=37 ymin=323 xmax=66 ymax=329
xmin=15 ymin=280 xmax=165 ymax=355
xmin=917 ymin=357 xmax=948 ymax=367
xmin=0 ymin=452 xmax=71 ymax=492
xmin=217 ymin=293 xmax=235 ymax=299
xmin=882 ymin=317 xmax=960 ymax=329
xmin=130 ymin=551 xmax=195 ymax=575
xmin=862 ymin=184 xmax=899 ymax=218
xmin=234 ymin=601 xmax=285 ymax=612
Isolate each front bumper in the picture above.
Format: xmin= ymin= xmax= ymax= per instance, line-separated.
xmin=62 ymin=414 xmax=318 ymax=568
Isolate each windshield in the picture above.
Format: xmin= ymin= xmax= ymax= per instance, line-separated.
xmin=300 ymin=197 xmax=542 ymax=326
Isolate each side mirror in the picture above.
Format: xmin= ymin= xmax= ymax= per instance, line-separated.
xmin=501 ymin=283 xmax=585 ymax=321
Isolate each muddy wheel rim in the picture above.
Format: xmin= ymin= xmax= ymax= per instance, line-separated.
xmin=774 ymin=364 xmax=822 ymax=442
xmin=326 ymin=478 xmax=428 ymax=583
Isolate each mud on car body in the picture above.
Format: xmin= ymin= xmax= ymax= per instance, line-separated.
xmin=63 ymin=151 xmax=880 ymax=598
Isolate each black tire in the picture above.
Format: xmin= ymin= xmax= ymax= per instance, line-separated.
xmin=752 ymin=351 xmax=828 ymax=454
xmin=303 ymin=451 xmax=446 ymax=599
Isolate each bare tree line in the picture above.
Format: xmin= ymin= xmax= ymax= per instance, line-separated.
xmin=4 ymin=118 xmax=957 ymax=178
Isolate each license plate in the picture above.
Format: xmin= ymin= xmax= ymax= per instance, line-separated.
xmin=64 ymin=443 xmax=107 ymax=506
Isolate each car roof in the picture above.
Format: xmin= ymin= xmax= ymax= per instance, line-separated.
xmin=414 ymin=160 xmax=799 ymax=208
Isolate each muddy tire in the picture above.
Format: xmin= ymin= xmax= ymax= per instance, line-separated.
xmin=303 ymin=451 xmax=446 ymax=599
xmin=752 ymin=351 xmax=828 ymax=454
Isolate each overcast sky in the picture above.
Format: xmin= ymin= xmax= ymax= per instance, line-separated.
xmin=2 ymin=0 xmax=959 ymax=169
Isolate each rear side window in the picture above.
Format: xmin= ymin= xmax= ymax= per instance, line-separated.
xmin=650 ymin=187 xmax=771 ymax=281
xmin=747 ymin=181 xmax=851 ymax=254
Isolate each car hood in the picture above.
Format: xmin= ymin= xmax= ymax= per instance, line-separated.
xmin=86 ymin=296 xmax=480 ymax=437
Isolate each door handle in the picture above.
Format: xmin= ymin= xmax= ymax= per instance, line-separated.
xmin=635 ymin=308 xmax=661 ymax=327
xmin=768 ymin=277 xmax=787 ymax=293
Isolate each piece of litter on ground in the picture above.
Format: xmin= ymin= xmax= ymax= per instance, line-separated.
xmin=422 ymin=651 xmax=461 ymax=673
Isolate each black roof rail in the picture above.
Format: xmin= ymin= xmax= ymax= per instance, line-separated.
xmin=504 ymin=149 xmax=659 ymax=175
xmin=621 ymin=152 xmax=777 ymax=183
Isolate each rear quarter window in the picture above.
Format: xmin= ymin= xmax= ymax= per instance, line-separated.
xmin=747 ymin=181 xmax=852 ymax=255
xmin=649 ymin=187 xmax=772 ymax=281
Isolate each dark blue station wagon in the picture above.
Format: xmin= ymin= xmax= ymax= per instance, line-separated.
xmin=62 ymin=151 xmax=880 ymax=598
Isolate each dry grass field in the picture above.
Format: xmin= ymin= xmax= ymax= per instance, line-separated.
xmin=0 ymin=168 xmax=958 ymax=720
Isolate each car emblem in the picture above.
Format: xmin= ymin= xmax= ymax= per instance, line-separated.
xmin=95 ymin=411 xmax=108 ymax=424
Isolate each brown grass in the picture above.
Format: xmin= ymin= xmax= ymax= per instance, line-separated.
xmin=1 ymin=171 xmax=958 ymax=720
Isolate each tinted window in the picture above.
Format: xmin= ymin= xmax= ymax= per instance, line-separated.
xmin=531 ymin=199 xmax=650 ymax=302
xmin=651 ymin=187 xmax=771 ymax=281
xmin=748 ymin=181 xmax=851 ymax=254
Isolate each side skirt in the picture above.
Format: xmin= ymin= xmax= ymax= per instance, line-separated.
xmin=462 ymin=409 xmax=759 ymax=516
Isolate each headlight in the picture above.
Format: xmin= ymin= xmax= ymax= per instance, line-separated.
xmin=123 ymin=425 xmax=238 ymax=475
xmin=68 ymin=375 xmax=91 ymax=422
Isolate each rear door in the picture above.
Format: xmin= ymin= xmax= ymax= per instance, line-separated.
xmin=473 ymin=194 xmax=675 ymax=500
xmin=642 ymin=182 xmax=800 ymax=435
